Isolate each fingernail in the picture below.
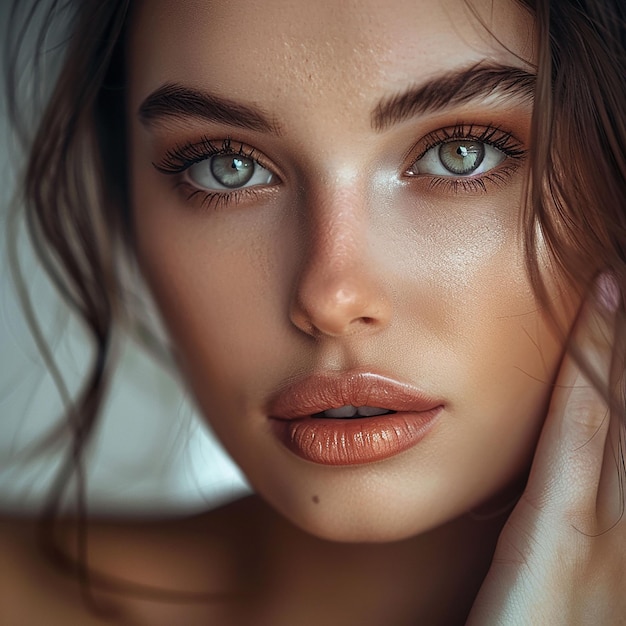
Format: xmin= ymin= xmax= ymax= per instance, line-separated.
xmin=595 ymin=272 xmax=621 ymax=313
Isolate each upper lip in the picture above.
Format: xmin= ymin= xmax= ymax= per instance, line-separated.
xmin=267 ymin=370 xmax=444 ymax=420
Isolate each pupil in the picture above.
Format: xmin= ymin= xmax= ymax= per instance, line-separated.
xmin=211 ymin=154 xmax=255 ymax=188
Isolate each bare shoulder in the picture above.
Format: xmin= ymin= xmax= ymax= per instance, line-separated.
xmin=0 ymin=514 xmax=205 ymax=625
xmin=0 ymin=516 xmax=111 ymax=625
xmin=0 ymin=518 xmax=46 ymax=610
xmin=0 ymin=498 xmax=269 ymax=625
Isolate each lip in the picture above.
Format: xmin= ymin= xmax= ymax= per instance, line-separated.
xmin=268 ymin=371 xmax=444 ymax=466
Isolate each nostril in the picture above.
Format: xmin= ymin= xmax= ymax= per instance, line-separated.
xmin=289 ymin=267 xmax=392 ymax=338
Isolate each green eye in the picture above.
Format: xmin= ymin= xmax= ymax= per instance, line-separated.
xmin=408 ymin=139 xmax=505 ymax=178
xmin=209 ymin=154 xmax=255 ymax=188
xmin=188 ymin=153 xmax=275 ymax=190
xmin=438 ymin=141 xmax=485 ymax=175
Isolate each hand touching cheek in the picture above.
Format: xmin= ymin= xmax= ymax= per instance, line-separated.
xmin=468 ymin=274 xmax=626 ymax=624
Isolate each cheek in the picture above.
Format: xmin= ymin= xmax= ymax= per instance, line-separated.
xmin=385 ymin=195 xmax=571 ymax=482
xmin=132 ymin=183 xmax=294 ymax=415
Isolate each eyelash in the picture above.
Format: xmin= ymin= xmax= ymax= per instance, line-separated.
xmin=153 ymin=124 xmax=526 ymax=210
xmin=154 ymin=137 xmax=274 ymax=210
xmin=406 ymin=123 xmax=527 ymax=193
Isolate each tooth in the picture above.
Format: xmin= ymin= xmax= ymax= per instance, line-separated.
xmin=322 ymin=405 xmax=358 ymax=418
xmin=356 ymin=406 xmax=392 ymax=417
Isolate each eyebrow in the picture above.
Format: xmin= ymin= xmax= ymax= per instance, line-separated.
xmin=138 ymin=83 xmax=282 ymax=135
xmin=371 ymin=64 xmax=535 ymax=131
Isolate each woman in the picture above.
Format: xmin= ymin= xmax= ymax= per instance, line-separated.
xmin=2 ymin=0 xmax=625 ymax=623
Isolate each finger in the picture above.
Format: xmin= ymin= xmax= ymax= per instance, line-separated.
xmin=523 ymin=274 xmax=619 ymax=523
xmin=596 ymin=402 xmax=626 ymax=530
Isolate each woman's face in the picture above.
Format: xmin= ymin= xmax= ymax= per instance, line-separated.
xmin=129 ymin=0 xmax=576 ymax=541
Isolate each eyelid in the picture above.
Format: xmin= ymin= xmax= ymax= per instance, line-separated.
xmin=153 ymin=136 xmax=283 ymax=183
xmin=403 ymin=123 xmax=526 ymax=170
xmin=152 ymin=136 xmax=283 ymax=211
xmin=399 ymin=123 xmax=528 ymax=194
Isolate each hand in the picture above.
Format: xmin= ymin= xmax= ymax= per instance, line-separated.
xmin=467 ymin=277 xmax=626 ymax=626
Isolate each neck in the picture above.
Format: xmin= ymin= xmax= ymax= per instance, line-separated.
xmin=235 ymin=496 xmax=506 ymax=625
xmin=52 ymin=494 xmax=508 ymax=625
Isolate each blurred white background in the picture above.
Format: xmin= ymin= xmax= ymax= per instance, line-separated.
xmin=0 ymin=0 xmax=251 ymax=515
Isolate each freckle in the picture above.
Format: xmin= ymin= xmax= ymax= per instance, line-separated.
xmin=312 ymin=495 xmax=320 ymax=504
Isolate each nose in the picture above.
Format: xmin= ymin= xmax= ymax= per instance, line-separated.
xmin=289 ymin=196 xmax=392 ymax=338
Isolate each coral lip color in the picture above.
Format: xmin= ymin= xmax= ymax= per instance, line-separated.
xmin=268 ymin=371 xmax=444 ymax=466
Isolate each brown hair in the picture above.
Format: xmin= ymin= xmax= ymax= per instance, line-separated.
xmin=5 ymin=0 xmax=131 ymax=604
xmin=4 ymin=0 xmax=626 ymax=602
xmin=521 ymin=0 xmax=626 ymax=439
xmin=523 ymin=0 xmax=626 ymax=303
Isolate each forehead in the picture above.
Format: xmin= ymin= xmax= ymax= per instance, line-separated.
xmin=128 ymin=0 xmax=534 ymax=121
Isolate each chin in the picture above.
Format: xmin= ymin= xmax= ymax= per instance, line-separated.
xmin=287 ymin=504 xmax=452 ymax=544
xmin=260 ymin=480 xmax=463 ymax=544
xmin=299 ymin=519 xmax=429 ymax=544
xmin=250 ymin=450 xmax=527 ymax=546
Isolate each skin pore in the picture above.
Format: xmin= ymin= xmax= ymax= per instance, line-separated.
xmin=130 ymin=0 xmax=575 ymax=544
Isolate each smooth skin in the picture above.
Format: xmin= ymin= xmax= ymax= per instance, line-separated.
xmin=130 ymin=0 xmax=564 ymax=545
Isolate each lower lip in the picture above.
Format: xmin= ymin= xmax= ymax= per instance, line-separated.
xmin=271 ymin=407 xmax=443 ymax=466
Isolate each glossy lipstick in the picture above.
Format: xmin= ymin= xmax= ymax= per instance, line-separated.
xmin=268 ymin=372 xmax=443 ymax=466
